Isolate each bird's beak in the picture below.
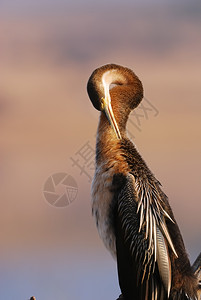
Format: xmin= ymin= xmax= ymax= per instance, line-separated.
xmin=101 ymin=96 xmax=121 ymax=139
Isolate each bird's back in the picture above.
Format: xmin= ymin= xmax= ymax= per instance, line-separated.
xmin=112 ymin=137 xmax=198 ymax=300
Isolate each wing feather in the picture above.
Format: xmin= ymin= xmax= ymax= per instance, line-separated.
xmin=156 ymin=226 xmax=171 ymax=297
xmin=115 ymin=174 xmax=162 ymax=299
xmin=114 ymin=173 xmax=178 ymax=299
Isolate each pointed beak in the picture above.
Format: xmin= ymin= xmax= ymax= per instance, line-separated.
xmin=101 ymin=96 xmax=121 ymax=139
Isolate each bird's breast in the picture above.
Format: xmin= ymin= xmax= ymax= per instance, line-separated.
xmin=92 ymin=134 xmax=130 ymax=257
xmin=91 ymin=164 xmax=117 ymax=258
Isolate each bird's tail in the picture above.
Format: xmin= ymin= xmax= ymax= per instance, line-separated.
xmin=192 ymin=252 xmax=201 ymax=299
xmin=116 ymin=253 xmax=201 ymax=300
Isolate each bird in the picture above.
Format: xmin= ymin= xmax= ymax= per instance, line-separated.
xmin=87 ymin=63 xmax=200 ymax=300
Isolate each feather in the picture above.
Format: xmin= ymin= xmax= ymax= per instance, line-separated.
xmin=159 ymin=219 xmax=178 ymax=258
xmin=156 ymin=226 xmax=171 ymax=297
xmin=148 ymin=209 xmax=153 ymax=251
xmin=153 ymin=216 xmax=157 ymax=262
xmin=145 ymin=195 xmax=150 ymax=239
xmin=162 ymin=208 xmax=175 ymax=223
xmin=139 ymin=202 xmax=144 ymax=232
xmin=135 ymin=178 xmax=178 ymax=259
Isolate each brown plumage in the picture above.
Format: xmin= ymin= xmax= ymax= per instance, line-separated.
xmin=87 ymin=63 xmax=200 ymax=300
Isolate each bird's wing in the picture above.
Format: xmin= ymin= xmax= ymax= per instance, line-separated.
xmin=114 ymin=173 xmax=177 ymax=300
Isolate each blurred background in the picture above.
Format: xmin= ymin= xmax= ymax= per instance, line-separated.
xmin=0 ymin=0 xmax=201 ymax=299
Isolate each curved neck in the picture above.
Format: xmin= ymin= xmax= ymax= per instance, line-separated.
xmin=97 ymin=109 xmax=128 ymax=143
xmin=95 ymin=111 xmax=128 ymax=170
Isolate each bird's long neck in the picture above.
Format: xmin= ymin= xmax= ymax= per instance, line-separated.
xmin=95 ymin=110 xmax=130 ymax=175
xmin=97 ymin=103 xmax=129 ymax=145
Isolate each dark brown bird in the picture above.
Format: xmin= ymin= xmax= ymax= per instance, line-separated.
xmin=87 ymin=63 xmax=200 ymax=300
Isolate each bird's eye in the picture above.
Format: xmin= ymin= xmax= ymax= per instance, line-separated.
xmin=109 ymin=83 xmax=117 ymax=90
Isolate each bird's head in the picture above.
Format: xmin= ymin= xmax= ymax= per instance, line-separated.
xmin=87 ymin=64 xmax=143 ymax=139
